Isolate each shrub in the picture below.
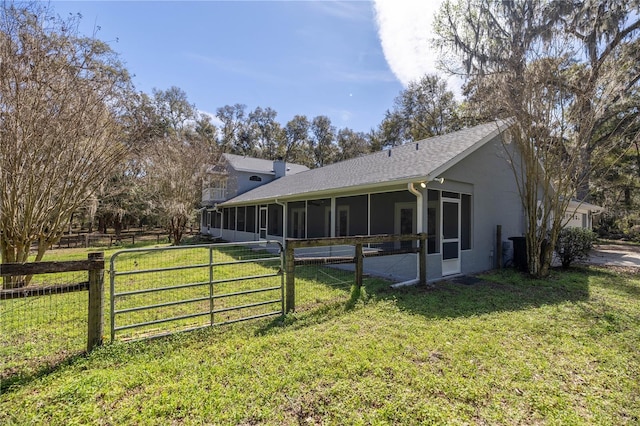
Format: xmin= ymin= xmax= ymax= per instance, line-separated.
xmin=555 ymin=227 xmax=597 ymax=268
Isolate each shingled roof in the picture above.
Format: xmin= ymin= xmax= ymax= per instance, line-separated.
xmin=221 ymin=153 xmax=309 ymax=175
xmin=222 ymin=120 xmax=510 ymax=206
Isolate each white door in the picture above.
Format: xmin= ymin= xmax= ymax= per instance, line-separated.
xmin=441 ymin=198 xmax=461 ymax=275
xmin=394 ymin=202 xmax=416 ymax=249
xmin=258 ymin=206 xmax=268 ymax=240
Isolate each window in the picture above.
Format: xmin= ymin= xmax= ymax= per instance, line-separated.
xmin=336 ymin=206 xmax=349 ymax=237
xmin=223 ymin=208 xmax=231 ymax=230
xmin=229 ymin=208 xmax=236 ymax=230
xmin=290 ymin=208 xmax=306 ymax=238
xmin=249 ymin=175 xmax=262 ymax=182
xmin=268 ymin=204 xmax=283 ymax=237
xmin=208 ymin=178 xmax=227 ymax=200
xmin=246 ymin=206 xmax=256 ymax=232
xmin=237 ymin=207 xmax=246 ymax=232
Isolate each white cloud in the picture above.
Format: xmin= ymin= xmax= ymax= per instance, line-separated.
xmin=373 ymin=0 xmax=462 ymax=95
xmin=198 ymin=110 xmax=223 ymax=127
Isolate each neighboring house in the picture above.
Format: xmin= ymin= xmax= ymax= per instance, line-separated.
xmin=564 ymin=199 xmax=604 ymax=229
xmin=199 ymin=121 xmax=600 ymax=282
xmin=200 ymin=153 xmax=308 ymax=234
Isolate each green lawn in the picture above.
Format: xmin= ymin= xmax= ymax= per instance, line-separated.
xmin=2 ymin=262 xmax=639 ymax=424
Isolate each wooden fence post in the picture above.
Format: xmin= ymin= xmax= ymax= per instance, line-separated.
xmin=355 ymin=243 xmax=363 ymax=288
xmin=87 ymin=252 xmax=105 ymax=352
xmin=419 ymin=233 xmax=427 ymax=284
xmin=285 ymin=243 xmax=295 ymax=313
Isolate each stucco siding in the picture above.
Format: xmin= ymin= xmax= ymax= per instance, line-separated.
xmin=434 ymin=134 xmax=523 ymax=275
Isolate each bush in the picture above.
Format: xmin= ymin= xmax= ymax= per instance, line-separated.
xmin=555 ymin=227 xmax=597 ymax=268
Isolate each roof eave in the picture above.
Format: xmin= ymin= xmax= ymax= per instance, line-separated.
xmin=428 ymin=120 xmax=510 ymax=180
xmin=218 ymin=175 xmax=428 ymax=207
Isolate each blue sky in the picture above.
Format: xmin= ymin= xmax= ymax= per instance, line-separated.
xmin=50 ymin=1 xmax=449 ymax=133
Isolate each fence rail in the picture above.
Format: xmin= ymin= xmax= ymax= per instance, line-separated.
xmin=54 ymin=231 xmax=170 ymax=249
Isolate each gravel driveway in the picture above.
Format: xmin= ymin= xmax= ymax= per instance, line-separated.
xmin=587 ymin=243 xmax=640 ymax=268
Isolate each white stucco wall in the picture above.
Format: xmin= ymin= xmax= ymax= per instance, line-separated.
xmin=423 ymin=134 xmax=524 ymax=279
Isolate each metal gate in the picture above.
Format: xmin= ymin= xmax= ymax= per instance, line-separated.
xmin=109 ymin=241 xmax=283 ymax=341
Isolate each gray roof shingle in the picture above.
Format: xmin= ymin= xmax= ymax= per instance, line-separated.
xmin=222 ymin=120 xmax=508 ymax=205
xmin=222 ymin=153 xmax=308 ymax=175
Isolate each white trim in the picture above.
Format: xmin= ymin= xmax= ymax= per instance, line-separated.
xmin=367 ymin=193 xmax=371 ymax=237
xmin=441 ymin=196 xmax=461 ymax=276
xmin=258 ymin=205 xmax=268 ymax=240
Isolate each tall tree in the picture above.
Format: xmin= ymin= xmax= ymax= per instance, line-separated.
xmin=309 ymin=115 xmax=338 ymax=168
xmin=281 ymin=115 xmax=311 ymax=165
xmin=375 ymin=74 xmax=459 ymax=147
xmin=336 ymin=128 xmax=370 ymax=161
xmin=216 ymin=104 xmax=248 ymax=154
xmin=153 ymin=86 xmax=196 ymax=138
xmin=146 ymin=88 xmax=214 ymax=244
xmin=434 ymin=0 xmax=640 ymax=277
xmin=0 ymin=3 xmax=130 ymax=285
xmin=90 ymin=92 xmax=161 ymax=235
xmin=248 ymin=107 xmax=281 ymax=160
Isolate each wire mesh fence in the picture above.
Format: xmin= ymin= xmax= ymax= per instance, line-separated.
xmin=1 ymin=269 xmax=91 ymax=388
xmin=289 ymin=235 xmax=426 ymax=312
xmin=292 ymin=245 xmax=359 ymax=311
xmin=110 ymin=241 xmax=284 ymax=341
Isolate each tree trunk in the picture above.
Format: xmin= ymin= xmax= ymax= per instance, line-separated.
xmin=114 ymin=219 xmax=122 ymax=237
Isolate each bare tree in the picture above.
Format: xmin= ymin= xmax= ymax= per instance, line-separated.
xmin=144 ymin=87 xmax=215 ymax=244
xmin=434 ymin=0 xmax=640 ymax=277
xmin=0 ymin=3 xmax=130 ymax=286
xmin=146 ymin=138 xmax=204 ymax=245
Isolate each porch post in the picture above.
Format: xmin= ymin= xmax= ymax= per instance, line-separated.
xmin=304 ymin=200 xmax=308 ymax=239
xmin=419 ymin=233 xmax=427 ymax=284
xmin=330 ymin=197 xmax=336 ymax=237
xmin=367 ymin=193 xmax=371 ymax=236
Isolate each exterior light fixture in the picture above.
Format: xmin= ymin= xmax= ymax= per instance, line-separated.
xmin=420 ymin=182 xmax=427 ymax=189
xmin=435 ymin=177 xmax=445 ymax=184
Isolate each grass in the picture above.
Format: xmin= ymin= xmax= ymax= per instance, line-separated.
xmin=1 ymin=240 xmax=361 ymax=384
xmin=1 ymin=259 xmax=639 ymax=424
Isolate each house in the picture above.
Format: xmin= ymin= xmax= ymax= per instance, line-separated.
xmin=200 ymin=153 xmax=308 ymax=235
xmin=201 ymin=120 xmax=531 ymax=282
xmin=564 ymin=199 xmax=603 ymax=229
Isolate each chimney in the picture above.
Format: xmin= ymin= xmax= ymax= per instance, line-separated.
xmin=273 ymin=157 xmax=287 ymax=179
